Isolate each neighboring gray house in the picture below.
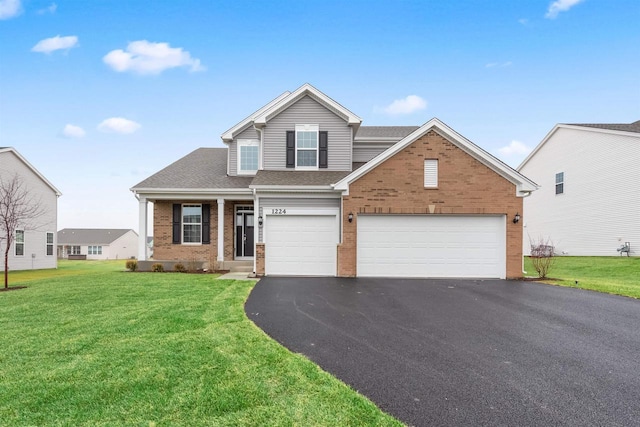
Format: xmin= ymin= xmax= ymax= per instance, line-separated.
xmin=0 ymin=147 xmax=61 ymax=271
xmin=518 ymin=120 xmax=640 ymax=256
xmin=57 ymin=229 xmax=138 ymax=260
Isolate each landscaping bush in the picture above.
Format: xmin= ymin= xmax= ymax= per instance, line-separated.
xmin=174 ymin=263 xmax=186 ymax=273
xmin=529 ymin=236 xmax=556 ymax=278
xmin=151 ymin=263 xmax=164 ymax=272
xmin=125 ymin=260 xmax=138 ymax=272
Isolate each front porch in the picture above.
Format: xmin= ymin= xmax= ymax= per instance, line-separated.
xmin=137 ymin=196 xmax=258 ymax=273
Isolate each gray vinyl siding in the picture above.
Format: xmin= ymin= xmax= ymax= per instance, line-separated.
xmin=228 ymin=126 xmax=260 ymax=176
xmin=258 ymin=197 xmax=341 ymax=241
xmin=352 ymin=144 xmax=394 ymax=162
xmin=263 ymin=96 xmax=352 ymax=171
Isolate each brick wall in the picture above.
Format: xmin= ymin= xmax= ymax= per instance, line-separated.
xmin=153 ymin=201 xmax=217 ymax=266
xmin=256 ymin=243 xmax=265 ymax=276
xmin=338 ymin=130 xmax=523 ymax=278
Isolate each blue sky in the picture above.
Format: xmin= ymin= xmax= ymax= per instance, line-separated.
xmin=1 ymin=0 xmax=638 ymax=231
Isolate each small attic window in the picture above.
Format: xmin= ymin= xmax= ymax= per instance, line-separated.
xmin=424 ymin=159 xmax=438 ymax=188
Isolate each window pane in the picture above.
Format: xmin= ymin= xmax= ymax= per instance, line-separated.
xmin=15 ymin=230 xmax=24 ymax=243
xmin=183 ymin=205 xmax=201 ymax=224
xmin=297 ymin=131 xmax=317 ymax=149
xmin=297 ymin=150 xmax=317 ymax=167
xmin=555 ymin=172 xmax=564 ymax=184
xmin=240 ymin=145 xmax=259 ymax=171
xmin=47 ymin=245 xmax=53 ymax=256
xmin=46 ymin=232 xmax=53 ymax=244
xmin=98 ymin=246 xmax=102 ymax=255
xmin=183 ymin=224 xmax=201 ymax=243
xmin=16 ymin=243 xmax=24 ymax=256
xmin=555 ymin=183 xmax=564 ymax=195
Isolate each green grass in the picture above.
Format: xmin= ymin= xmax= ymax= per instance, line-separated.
xmin=0 ymin=263 xmax=402 ymax=426
xmin=524 ymin=256 xmax=640 ymax=298
xmin=6 ymin=259 xmax=126 ymax=285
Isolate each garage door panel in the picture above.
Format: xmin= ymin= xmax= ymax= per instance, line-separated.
xmin=357 ymin=215 xmax=505 ymax=278
xmin=265 ymin=215 xmax=337 ymax=276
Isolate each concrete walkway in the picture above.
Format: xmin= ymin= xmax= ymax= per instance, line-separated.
xmin=216 ymin=271 xmax=259 ymax=281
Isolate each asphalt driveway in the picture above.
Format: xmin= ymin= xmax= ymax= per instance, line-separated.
xmin=245 ymin=277 xmax=640 ymax=426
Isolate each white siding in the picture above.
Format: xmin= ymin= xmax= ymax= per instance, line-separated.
xmin=228 ymin=126 xmax=260 ymax=176
xmin=520 ymin=127 xmax=640 ymax=256
xmin=0 ymin=151 xmax=58 ymax=270
xmin=262 ymin=96 xmax=352 ymax=170
xmin=106 ymin=231 xmax=138 ymax=260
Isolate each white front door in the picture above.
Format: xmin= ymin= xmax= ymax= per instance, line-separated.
xmin=265 ymin=215 xmax=338 ymax=276
xmin=357 ymin=215 xmax=506 ymax=278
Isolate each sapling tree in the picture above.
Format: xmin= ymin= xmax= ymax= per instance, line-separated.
xmin=0 ymin=174 xmax=45 ymax=288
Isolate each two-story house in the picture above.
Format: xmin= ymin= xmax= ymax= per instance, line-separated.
xmin=0 ymin=147 xmax=61 ymax=271
xmin=131 ymin=84 xmax=537 ymax=278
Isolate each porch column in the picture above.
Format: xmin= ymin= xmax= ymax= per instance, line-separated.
xmin=217 ymin=199 xmax=225 ymax=262
xmin=138 ymin=197 xmax=147 ymax=261
xmin=253 ymin=196 xmax=259 ymax=273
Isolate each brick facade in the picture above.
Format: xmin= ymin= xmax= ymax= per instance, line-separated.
xmin=338 ymin=130 xmax=523 ymax=279
xmin=153 ymin=200 xmax=253 ymax=269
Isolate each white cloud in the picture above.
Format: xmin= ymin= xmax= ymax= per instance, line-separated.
xmin=518 ymin=18 xmax=529 ymax=26
xmin=103 ymin=40 xmax=205 ymax=75
xmin=485 ymin=61 xmax=513 ymax=68
xmin=31 ymin=35 xmax=78 ymax=54
xmin=62 ymin=124 xmax=85 ymax=138
xmin=97 ymin=117 xmax=141 ymax=134
xmin=498 ymin=140 xmax=532 ymax=157
xmin=382 ymin=95 xmax=427 ymax=115
xmin=545 ymin=0 xmax=584 ymax=19
xmin=37 ymin=3 xmax=57 ymax=14
xmin=0 ymin=0 xmax=22 ymax=20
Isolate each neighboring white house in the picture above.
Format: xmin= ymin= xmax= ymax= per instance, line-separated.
xmin=0 ymin=147 xmax=61 ymax=271
xmin=518 ymin=120 xmax=640 ymax=256
xmin=57 ymin=229 xmax=138 ymax=260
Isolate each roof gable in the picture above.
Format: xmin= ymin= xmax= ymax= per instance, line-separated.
xmin=518 ymin=121 xmax=640 ymax=170
xmin=334 ymin=118 xmax=538 ymax=196
xmin=0 ymin=147 xmax=62 ymax=196
xmin=253 ymin=83 xmax=362 ymax=132
xmin=221 ymin=91 xmax=291 ymax=142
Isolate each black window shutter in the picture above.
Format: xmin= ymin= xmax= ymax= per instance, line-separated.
xmin=172 ymin=204 xmax=181 ymax=244
xmin=202 ymin=204 xmax=210 ymax=244
xmin=319 ymin=131 xmax=328 ymax=168
xmin=286 ymin=131 xmax=295 ymax=168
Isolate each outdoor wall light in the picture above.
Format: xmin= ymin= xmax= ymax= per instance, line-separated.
xmin=513 ymin=213 xmax=520 ymax=224
xmin=348 ymin=212 xmax=354 ymax=223
xmin=258 ymin=216 xmax=263 ymax=227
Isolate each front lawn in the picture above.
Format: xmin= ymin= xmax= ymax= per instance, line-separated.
xmin=524 ymin=256 xmax=640 ymax=298
xmin=0 ymin=265 xmax=401 ymax=426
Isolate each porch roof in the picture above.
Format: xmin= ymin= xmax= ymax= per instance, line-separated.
xmin=250 ymin=169 xmax=352 ymax=187
xmin=131 ymin=148 xmax=253 ymax=190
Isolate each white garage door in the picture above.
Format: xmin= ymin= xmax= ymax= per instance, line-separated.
xmin=265 ymin=215 xmax=338 ymax=276
xmin=357 ymin=215 xmax=506 ymax=278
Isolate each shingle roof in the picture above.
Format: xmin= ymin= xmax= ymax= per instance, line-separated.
xmin=131 ymin=148 xmax=253 ymax=189
xmin=58 ymin=228 xmax=136 ymax=245
xmin=250 ymin=170 xmax=352 ymax=186
xmin=568 ymin=120 xmax=640 ymax=134
xmin=355 ymin=126 xmax=419 ymax=139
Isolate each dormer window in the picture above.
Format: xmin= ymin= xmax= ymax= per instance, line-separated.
xmin=237 ymin=139 xmax=259 ymax=175
xmin=295 ymin=124 xmax=319 ymax=169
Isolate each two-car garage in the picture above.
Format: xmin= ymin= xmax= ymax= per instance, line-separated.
xmin=357 ymin=215 xmax=506 ymax=279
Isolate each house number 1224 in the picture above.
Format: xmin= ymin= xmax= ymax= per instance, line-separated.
xmin=271 ymin=209 xmax=287 ymax=215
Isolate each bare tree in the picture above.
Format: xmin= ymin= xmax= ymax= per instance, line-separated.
xmin=529 ymin=235 xmax=556 ymax=279
xmin=0 ymin=174 xmax=45 ymax=288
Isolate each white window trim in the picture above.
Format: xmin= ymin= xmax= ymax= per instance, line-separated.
xmin=555 ymin=172 xmax=564 ymax=195
xmin=424 ymin=159 xmax=438 ymax=188
xmin=182 ymin=203 xmax=203 ymax=245
xmin=295 ymin=124 xmax=319 ymax=170
xmin=46 ymin=232 xmax=54 ymax=256
xmin=237 ymin=139 xmax=260 ymax=175
xmin=15 ymin=229 xmax=25 ymax=257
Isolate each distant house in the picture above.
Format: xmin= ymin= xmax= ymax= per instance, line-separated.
xmin=0 ymin=147 xmax=61 ymax=271
xmin=518 ymin=120 xmax=640 ymax=256
xmin=57 ymin=229 xmax=138 ymax=260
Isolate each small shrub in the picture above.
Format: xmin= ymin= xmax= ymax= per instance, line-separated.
xmin=174 ymin=263 xmax=186 ymax=273
xmin=151 ymin=263 xmax=164 ymax=272
xmin=529 ymin=235 xmax=556 ymax=279
xmin=187 ymin=256 xmax=199 ymax=273
xmin=125 ymin=260 xmax=138 ymax=272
